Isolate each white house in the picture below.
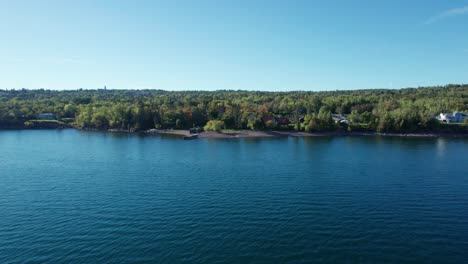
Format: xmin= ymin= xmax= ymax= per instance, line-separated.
xmin=437 ymin=112 xmax=467 ymax=123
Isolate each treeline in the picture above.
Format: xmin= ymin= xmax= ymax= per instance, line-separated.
xmin=0 ymin=84 xmax=467 ymax=133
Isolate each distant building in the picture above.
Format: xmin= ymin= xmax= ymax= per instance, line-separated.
xmin=332 ymin=114 xmax=349 ymax=124
xmin=437 ymin=112 xmax=467 ymax=123
xmin=37 ymin=113 xmax=56 ymax=120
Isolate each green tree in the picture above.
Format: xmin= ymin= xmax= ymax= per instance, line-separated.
xmin=204 ymin=120 xmax=225 ymax=132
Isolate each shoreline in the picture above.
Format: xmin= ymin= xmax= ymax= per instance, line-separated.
xmin=142 ymin=129 xmax=468 ymax=139
xmin=1 ymin=127 xmax=467 ymax=138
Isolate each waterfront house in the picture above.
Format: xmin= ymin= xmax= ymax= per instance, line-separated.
xmin=332 ymin=114 xmax=349 ymax=124
xmin=437 ymin=112 xmax=467 ymax=123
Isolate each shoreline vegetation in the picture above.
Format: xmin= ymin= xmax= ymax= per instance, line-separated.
xmin=1 ymin=85 xmax=467 ymax=138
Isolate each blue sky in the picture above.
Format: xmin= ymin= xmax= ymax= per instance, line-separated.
xmin=0 ymin=0 xmax=467 ymax=91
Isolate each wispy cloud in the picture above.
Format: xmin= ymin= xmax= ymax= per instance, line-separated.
xmin=424 ymin=6 xmax=468 ymax=25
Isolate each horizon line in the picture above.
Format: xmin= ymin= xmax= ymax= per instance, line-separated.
xmin=1 ymin=84 xmax=467 ymax=93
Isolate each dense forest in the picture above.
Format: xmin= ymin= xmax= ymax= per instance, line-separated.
xmin=1 ymin=84 xmax=467 ymax=133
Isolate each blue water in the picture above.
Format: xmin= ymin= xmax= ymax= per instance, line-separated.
xmin=1 ymin=130 xmax=467 ymax=263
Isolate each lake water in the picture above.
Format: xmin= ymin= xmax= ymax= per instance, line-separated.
xmin=1 ymin=129 xmax=467 ymax=263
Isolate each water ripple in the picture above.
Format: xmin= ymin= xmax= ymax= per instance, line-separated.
xmin=0 ymin=131 xmax=467 ymax=263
